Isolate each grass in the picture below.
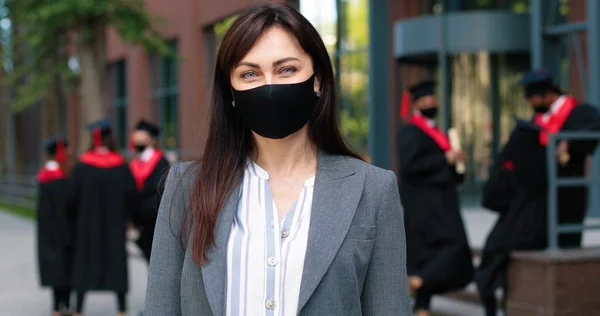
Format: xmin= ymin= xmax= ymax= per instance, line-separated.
xmin=0 ymin=200 xmax=35 ymax=220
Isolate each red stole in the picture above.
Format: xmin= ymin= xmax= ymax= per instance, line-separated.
xmin=534 ymin=96 xmax=577 ymax=146
xmin=408 ymin=115 xmax=451 ymax=152
xmin=130 ymin=150 xmax=164 ymax=191
xmin=37 ymin=168 xmax=65 ymax=184
xmin=80 ymin=151 xmax=125 ymax=168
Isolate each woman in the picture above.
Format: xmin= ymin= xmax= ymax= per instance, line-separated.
xmin=145 ymin=4 xmax=410 ymax=315
xmin=69 ymin=119 xmax=135 ymax=316
xmin=36 ymin=135 xmax=73 ymax=316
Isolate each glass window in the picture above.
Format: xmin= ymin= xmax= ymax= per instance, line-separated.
xmin=108 ymin=59 xmax=127 ymax=148
xmin=214 ymin=15 xmax=238 ymax=55
xmin=149 ymin=40 xmax=179 ymax=152
xmin=302 ymin=0 xmax=370 ymax=159
xmin=450 ymin=52 xmax=530 ymax=195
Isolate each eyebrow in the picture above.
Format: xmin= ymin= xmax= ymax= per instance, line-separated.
xmin=236 ymin=57 xmax=301 ymax=69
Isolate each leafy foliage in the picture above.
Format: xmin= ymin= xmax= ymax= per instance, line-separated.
xmin=7 ymin=0 xmax=172 ymax=112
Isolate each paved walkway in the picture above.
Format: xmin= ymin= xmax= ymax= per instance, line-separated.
xmin=0 ymin=210 xmax=148 ymax=315
xmin=1 ymin=208 xmax=599 ymax=315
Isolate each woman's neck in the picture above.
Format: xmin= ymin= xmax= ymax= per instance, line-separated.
xmin=253 ymin=126 xmax=317 ymax=177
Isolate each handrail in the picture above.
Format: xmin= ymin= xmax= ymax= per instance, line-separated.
xmin=547 ymin=132 xmax=600 ymax=250
xmin=0 ymin=174 xmax=37 ymax=209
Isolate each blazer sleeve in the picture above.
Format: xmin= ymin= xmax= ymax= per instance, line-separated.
xmin=144 ymin=163 xmax=185 ymax=315
xmin=361 ymin=170 xmax=411 ymax=315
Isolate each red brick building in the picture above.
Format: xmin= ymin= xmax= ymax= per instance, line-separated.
xmin=91 ymin=0 xmax=410 ymax=162
xmin=1 ymin=0 xmax=591 ymax=177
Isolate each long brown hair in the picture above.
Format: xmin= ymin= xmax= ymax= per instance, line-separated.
xmin=187 ymin=3 xmax=361 ymax=264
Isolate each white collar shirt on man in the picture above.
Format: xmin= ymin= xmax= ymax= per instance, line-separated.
xmin=542 ymin=95 xmax=567 ymax=123
xmin=140 ymin=147 xmax=155 ymax=162
xmin=44 ymin=160 xmax=59 ymax=171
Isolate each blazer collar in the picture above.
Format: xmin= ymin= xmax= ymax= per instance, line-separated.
xmin=200 ymin=151 xmax=364 ymax=315
xmin=297 ymin=151 xmax=364 ymax=311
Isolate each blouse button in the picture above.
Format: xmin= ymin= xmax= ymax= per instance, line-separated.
xmin=281 ymin=229 xmax=290 ymax=238
xmin=265 ymin=298 xmax=277 ymax=310
xmin=267 ymin=256 xmax=279 ymax=267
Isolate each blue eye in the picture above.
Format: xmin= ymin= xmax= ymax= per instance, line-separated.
xmin=242 ymin=72 xmax=256 ymax=79
xmin=280 ymin=67 xmax=296 ymax=74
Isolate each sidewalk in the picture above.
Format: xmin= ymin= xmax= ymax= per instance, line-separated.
xmin=1 ymin=207 xmax=598 ymax=315
xmin=0 ymin=210 xmax=148 ymax=316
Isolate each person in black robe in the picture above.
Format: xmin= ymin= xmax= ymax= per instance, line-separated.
xmin=396 ymin=81 xmax=474 ymax=316
xmin=476 ymin=70 xmax=600 ymax=316
xmin=36 ymin=135 xmax=74 ymax=316
xmin=68 ymin=119 xmax=135 ymax=316
xmin=129 ymin=119 xmax=170 ymax=262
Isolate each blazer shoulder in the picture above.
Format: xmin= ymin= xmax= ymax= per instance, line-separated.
xmin=170 ymin=161 xmax=198 ymax=179
xmin=345 ymin=156 xmax=397 ymax=184
xmin=164 ymin=161 xmax=199 ymax=197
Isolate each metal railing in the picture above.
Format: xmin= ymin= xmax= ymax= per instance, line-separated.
xmin=0 ymin=174 xmax=37 ymax=210
xmin=547 ymin=132 xmax=600 ymax=250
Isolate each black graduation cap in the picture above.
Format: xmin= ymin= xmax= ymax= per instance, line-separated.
xmin=135 ymin=119 xmax=160 ymax=138
xmin=44 ymin=135 xmax=68 ymax=155
xmin=86 ymin=119 xmax=113 ymax=136
xmin=400 ymin=80 xmax=436 ymax=119
xmin=86 ymin=119 xmax=113 ymax=148
xmin=44 ymin=134 xmax=68 ymax=162
xmin=408 ymin=80 xmax=436 ymax=102
xmin=519 ymin=69 xmax=557 ymax=98
xmin=518 ymin=69 xmax=553 ymax=85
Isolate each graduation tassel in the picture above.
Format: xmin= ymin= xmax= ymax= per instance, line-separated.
xmin=56 ymin=139 xmax=66 ymax=165
xmin=93 ymin=128 xmax=102 ymax=149
xmin=400 ymin=89 xmax=411 ymax=119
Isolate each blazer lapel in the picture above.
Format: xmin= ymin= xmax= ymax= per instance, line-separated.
xmin=297 ymin=152 xmax=365 ymax=311
xmin=201 ymin=183 xmax=240 ymax=316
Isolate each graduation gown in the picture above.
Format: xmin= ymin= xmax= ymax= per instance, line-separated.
xmin=129 ymin=150 xmax=170 ymax=261
xmin=476 ymin=101 xmax=600 ymax=298
xmin=69 ymin=151 xmax=135 ymax=292
xmin=36 ymin=167 xmax=73 ymax=288
xmin=397 ymin=120 xmax=474 ymax=294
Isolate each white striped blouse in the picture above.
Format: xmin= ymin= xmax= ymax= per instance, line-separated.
xmin=226 ymin=160 xmax=315 ymax=316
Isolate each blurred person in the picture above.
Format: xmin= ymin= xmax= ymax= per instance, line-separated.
xmin=36 ymin=135 xmax=74 ymax=316
xmin=144 ymin=4 xmax=411 ymax=315
xmin=396 ymin=81 xmax=474 ymax=316
xmin=69 ymin=119 xmax=135 ymax=316
xmin=129 ymin=119 xmax=170 ymax=262
xmin=476 ymin=70 xmax=600 ymax=316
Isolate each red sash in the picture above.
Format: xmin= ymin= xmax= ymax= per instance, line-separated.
xmin=37 ymin=168 xmax=65 ymax=184
xmin=80 ymin=151 xmax=125 ymax=168
xmin=534 ymin=96 xmax=577 ymax=146
xmin=408 ymin=115 xmax=451 ymax=152
xmin=130 ymin=150 xmax=164 ymax=191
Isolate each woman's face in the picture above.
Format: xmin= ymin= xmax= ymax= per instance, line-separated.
xmin=230 ymin=25 xmax=320 ymax=92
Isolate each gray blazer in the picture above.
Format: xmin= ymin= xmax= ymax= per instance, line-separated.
xmin=145 ymin=152 xmax=411 ymax=315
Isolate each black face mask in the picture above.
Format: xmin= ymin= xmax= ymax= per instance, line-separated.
xmin=419 ymin=107 xmax=438 ymax=119
xmin=533 ymin=105 xmax=550 ymax=114
xmin=134 ymin=144 xmax=147 ymax=153
xmin=231 ymin=74 xmax=318 ymax=139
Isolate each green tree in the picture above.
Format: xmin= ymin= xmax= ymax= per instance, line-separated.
xmin=8 ymin=0 xmax=171 ymax=152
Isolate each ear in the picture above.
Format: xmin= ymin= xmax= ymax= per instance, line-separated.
xmin=313 ymin=73 xmax=321 ymax=93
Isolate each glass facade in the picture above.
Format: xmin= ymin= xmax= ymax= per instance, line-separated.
xmin=422 ymin=0 xmax=530 ymax=14
xmin=108 ymin=59 xmax=127 ymax=149
xmin=149 ymin=40 xmax=179 ymax=152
